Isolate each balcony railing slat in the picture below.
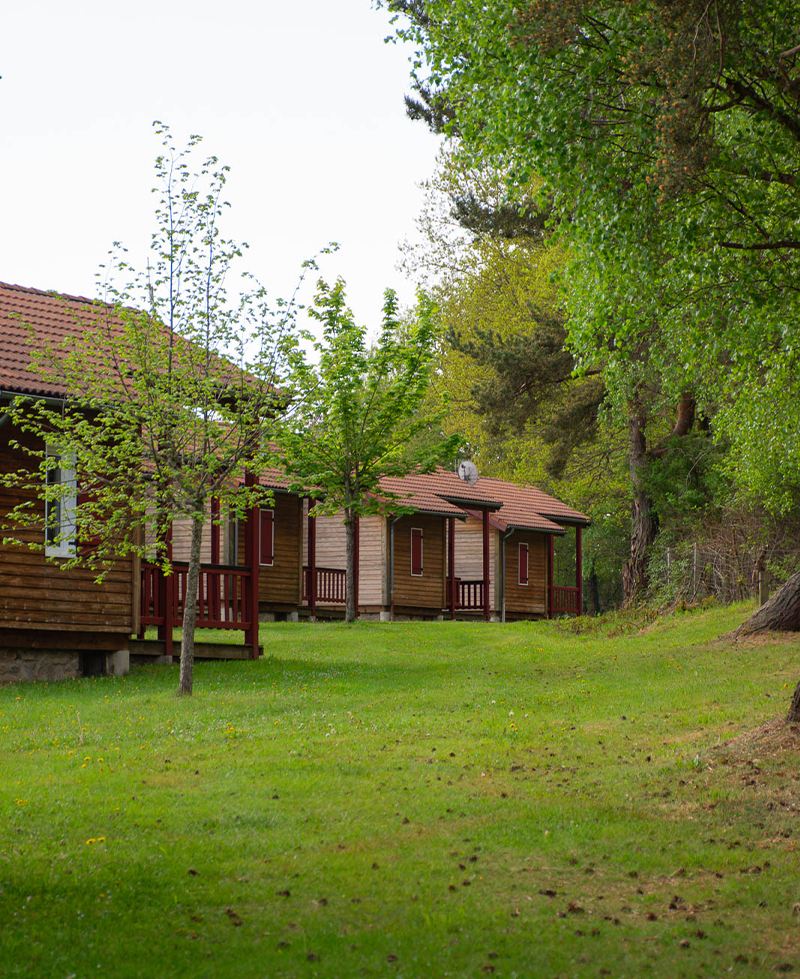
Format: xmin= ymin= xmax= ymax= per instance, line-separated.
xmin=302 ymin=566 xmax=347 ymax=604
xmin=552 ymin=586 xmax=580 ymax=614
xmin=457 ymin=579 xmax=484 ymax=610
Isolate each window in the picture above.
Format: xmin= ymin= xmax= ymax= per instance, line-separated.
xmin=411 ymin=527 xmax=423 ymax=576
xmin=259 ymin=508 xmax=274 ymax=566
xmin=45 ymin=446 xmax=77 ymax=558
xmin=518 ymin=543 xmax=529 ymax=586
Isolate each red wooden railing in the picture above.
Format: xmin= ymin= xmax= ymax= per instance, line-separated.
xmin=140 ymin=563 xmax=164 ymax=626
xmin=457 ymin=579 xmax=485 ymax=610
xmin=302 ymin=566 xmax=347 ymax=604
xmin=553 ymin=586 xmax=580 ymax=615
xmin=141 ymin=562 xmax=252 ymax=631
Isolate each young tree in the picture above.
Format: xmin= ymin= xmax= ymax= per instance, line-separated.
xmin=274 ymin=279 xmax=461 ymax=622
xmin=3 ymin=124 xmax=285 ymax=695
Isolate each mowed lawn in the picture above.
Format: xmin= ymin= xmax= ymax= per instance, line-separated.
xmin=2 ymin=605 xmax=799 ymax=978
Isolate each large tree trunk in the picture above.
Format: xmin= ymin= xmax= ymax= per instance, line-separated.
xmin=731 ymin=569 xmax=800 ymax=722
xmin=734 ymin=569 xmax=800 ymax=639
xmin=178 ymin=512 xmax=204 ymax=696
xmin=788 ymin=682 xmax=800 ymax=725
xmin=344 ymin=505 xmax=356 ymax=623
xmin=623 ymin=408 xmax=658 ymax=602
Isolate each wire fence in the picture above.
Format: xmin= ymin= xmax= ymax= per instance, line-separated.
xmin=650 ymin=516 xmax=800 ymax=605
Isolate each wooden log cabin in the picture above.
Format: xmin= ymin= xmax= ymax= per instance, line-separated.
xmin=0 ymin=283 xmax=276 ymax=671
xmin=298 ymin=468 xmax=589 ymax=621
xmin=0 ymin=283 xmax=136 ymax=681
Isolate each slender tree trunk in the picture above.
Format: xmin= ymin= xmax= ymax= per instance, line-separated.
xmin=623 ymin=407 xmax=658 ymax=603
xmin=178 ymin=511 xmax=204 ymax=696
xmin=344 ymin=505 xmax=356 ymax=623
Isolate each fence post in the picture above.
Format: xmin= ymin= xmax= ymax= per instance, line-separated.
xmin=759 ymin=570 xmax=770 ymax=607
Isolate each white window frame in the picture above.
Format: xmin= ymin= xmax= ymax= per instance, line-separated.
xmin=45 ymin=444 xmax=77 ymax=559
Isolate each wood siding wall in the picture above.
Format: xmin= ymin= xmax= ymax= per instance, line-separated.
xmin=237 ymin=493 xmax=303 ymax=606
xmin=358 ymin=515 xmax=385 ymax=606
xmin=452 ymin=515 xmax=497 ymax=586
xmin=310 ymin=511 xmax=347 ymax=570
xmin=503 ymin=531 xmax=548 ymax=615
xmin=300 ymin=503 xmax=386 ymax=607
xmin=0 ymin=431 xmax=134 ymax=636
xmin=392 ymin=514 xmax=446 ymax=610
xmin=171 ymin=518 xmax=212 ymax=564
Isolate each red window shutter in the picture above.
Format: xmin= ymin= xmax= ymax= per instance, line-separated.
xmin=411 ymin=527 xmax=423 ymax=576
xmin=519 ymin=543 xmax=529 ymax=586
xmin=260 ymin=509 xmax=274 ymax=566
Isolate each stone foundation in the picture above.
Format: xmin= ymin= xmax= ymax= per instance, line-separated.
xmin=0 ymin=649 xmax=81 ymax=683
xmin=0 ymin=647 xmax=130 ymax=683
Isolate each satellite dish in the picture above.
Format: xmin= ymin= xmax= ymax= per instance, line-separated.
xmin=457 ymin=459 xmax=479 ymax=486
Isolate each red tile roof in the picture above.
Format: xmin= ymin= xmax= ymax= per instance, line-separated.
xmin=0 ymin=281 xmax=266 ymax=404
xmin=477 ymin=475 xmax=590 ymax=526
xmin=379 ymin=468 xmax=505 ymax=517
xmin=378 ymin=467 xmax=589 ymax=531
xmin=255 ymin=467 xmax=588 ymax=532
xmin=258 ymin=466 xmax=297 ymax=493
xmin=0 ymin=281 xmax=118 ymax=398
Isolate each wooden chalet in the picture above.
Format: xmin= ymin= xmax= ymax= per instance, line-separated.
xmin=0 ymin=283 xmax=136 ymax=681
xmin=0 ymin=282 xmax=270 ymax=677
xmin=167 ymin=465 xmax=589 ymax=625
xmin=296 ymin=469 xmax=589 ymax=622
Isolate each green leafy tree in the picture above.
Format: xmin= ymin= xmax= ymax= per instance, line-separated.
xmin=3 ymin=124 xmax=286 ymax=695
xmin=405 ymin=147 xmax=688 ymax=603
xmin=274 ymin=280 xmax=461 ymax=622
xmin=384 ymin=0 xmax=800 ymax=620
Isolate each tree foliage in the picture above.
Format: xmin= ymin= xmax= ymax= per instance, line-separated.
xmin=274 ymin=280 xmax=461 ymax=622
xmin=384 ymin=0 xmax=800 ymax=514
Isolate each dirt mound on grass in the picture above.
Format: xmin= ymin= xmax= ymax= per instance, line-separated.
xmin=717 ymin=629 xmax=800 ymax=646
xmin=717 ymin=717 xmax=800 ymax=757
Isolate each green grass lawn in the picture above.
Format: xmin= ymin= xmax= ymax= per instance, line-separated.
xmin=2 ymin=603 xmax=799 ymax=978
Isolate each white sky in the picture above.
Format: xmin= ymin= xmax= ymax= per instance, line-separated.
xmin=0 ymin=1 xmax=440 ymax=327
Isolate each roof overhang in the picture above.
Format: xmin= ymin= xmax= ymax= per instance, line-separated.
xmin=436 ymin=494 xmax=504 ymax=511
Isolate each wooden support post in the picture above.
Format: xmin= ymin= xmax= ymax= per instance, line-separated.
xmin=244 ymin=472 xmax=260 ymax=657
xmin=548 ymin=533 xmax=555 ymax=619
xmin=482 ymin=507 xmax=490 ymax=622
xmin=308 ymin=500 xmax=317 ymax=618
xmin=576 ymin=525 xmax=583 ymax=617
xmin=210 ymin=495 xmax=220 ymax=565
xmin=448 ymin=516 xmax=456 ymax=620
xmin=354 ymin=513 xmax=360 ymax=618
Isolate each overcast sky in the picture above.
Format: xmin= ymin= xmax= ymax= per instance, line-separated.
xmin=1 ymin=1 xmax=441 ymax=326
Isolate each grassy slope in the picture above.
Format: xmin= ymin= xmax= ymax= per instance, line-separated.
xmin=1 ymin=603 xmax=799 ymax=978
